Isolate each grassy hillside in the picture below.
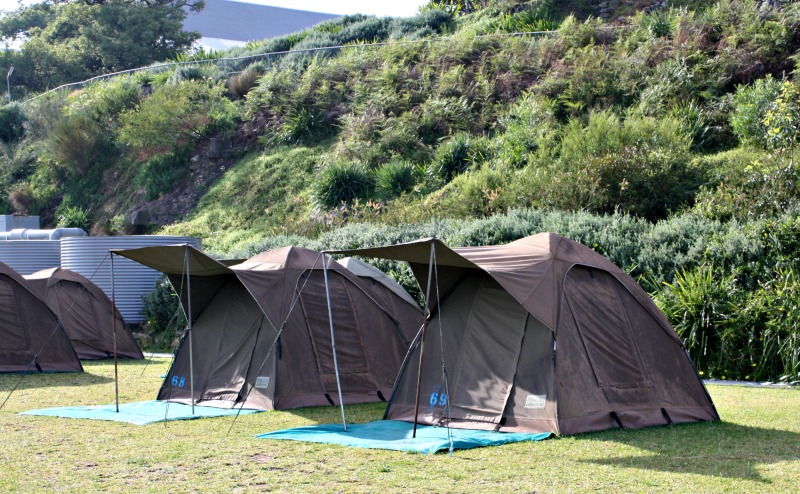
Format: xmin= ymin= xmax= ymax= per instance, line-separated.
xmin=2 ymin=0 xmax=800 ymax=380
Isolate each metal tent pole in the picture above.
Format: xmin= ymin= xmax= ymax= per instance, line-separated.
xmin=110 ymin=252 xmax=120 ymax=413
xmin=185 ymin=245 xmax=195 ymax=415
xmin=322 ymin=254 xmax=347 ymax=432
xmin=412 ymin=240 xmax=436 ymax=438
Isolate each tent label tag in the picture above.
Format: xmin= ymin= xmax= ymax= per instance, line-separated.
xmin=524 ymin=394 xmax=546 ymax=409
xmin=255 ymin=376 xmax=270 ymax=389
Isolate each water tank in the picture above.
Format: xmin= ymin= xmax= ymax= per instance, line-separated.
xmin=60 ymin=236 xmax=201 ymax=323
xmin=0 ymin=215 xmax=40 ymax=232
xmin=0 ymin=240 xmax=61 ymax=275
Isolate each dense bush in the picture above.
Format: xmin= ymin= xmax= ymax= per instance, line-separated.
xmin=118 ymin=80 xmax=239 ymax=159
xmin=0 ymin=103 xmax=26 ymax=142
xmin=535 ymin=111 xmax=701 ymax=221
xmin=730 ymin=75 xmax=783 ymax=148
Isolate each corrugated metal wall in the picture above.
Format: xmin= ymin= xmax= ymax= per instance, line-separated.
xmin=0 ymin=241 xmax=61 ymax=275
xmin=60 ymin=236 xmax=201 ymax=323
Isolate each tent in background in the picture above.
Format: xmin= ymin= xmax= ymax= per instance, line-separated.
xmin=113 ymin=245 xmax=422 ymax=410
xmin=24 ymin=268 xmax=143 ymax=360
xmin=331 ymin=233 xmax=719 ymax=436
xmin=0 ymin=262 xmax=83 ymax=373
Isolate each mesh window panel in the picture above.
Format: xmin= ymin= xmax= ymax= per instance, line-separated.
xmin=564 ymin=267 xmax=650 ymax=389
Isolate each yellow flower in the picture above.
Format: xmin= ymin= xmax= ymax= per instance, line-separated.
xmin=698 ymin=371 xmax=704 ymax=376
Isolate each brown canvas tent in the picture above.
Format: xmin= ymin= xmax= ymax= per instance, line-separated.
xmin=331 ymin=233 xmax=719 ymax=435
xmin=113 ymin=245 xmax=421 ymax=410
xmin=24 ymin=268 xmax=143 ymax=360
xmin=0 ymin=262 xmax=83 ymax=373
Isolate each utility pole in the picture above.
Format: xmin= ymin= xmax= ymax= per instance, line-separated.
xmin=6 ymin=66 xmax=13 ymax=101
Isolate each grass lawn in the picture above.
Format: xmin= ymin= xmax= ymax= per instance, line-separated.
xmin=1 ymin=359 xmax=799 ymax=493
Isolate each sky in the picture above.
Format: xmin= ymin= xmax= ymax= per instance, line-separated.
xmin=0 ymin=0 xmax=430 ymax=17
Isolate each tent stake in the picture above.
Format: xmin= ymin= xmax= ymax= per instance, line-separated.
xmin=185 ymin=245 xmax=195 ymax=416
xmin=412 ymin=241 xmax=436 ymax=438
xmin=110 ymin=252 xmax=120 ymax=413
xmin=323 ymin=254 xmax=347 ymax=431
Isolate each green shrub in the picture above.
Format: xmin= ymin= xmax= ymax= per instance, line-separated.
xmin=55 ymin=205 xmax=92 ymax=230
xmin=118 ymin=80 xmax=238 ymax=158
xmin=375 ymin=160 xmax=419 ymax=199
xmin=168 ymin=64 xmax=225 ymax=84
xmin=312 ymin=161 xmax=375 ymax=209
xmin=543 ymin=112 xmax=700 ymax=221
xmin=489 ymin=7 xmax=560 ymax=33
xmin=693 ymin=156 xmax=800 ymax=221
xmin=63 ymin=77 xmax=140 ymax=131
xmin=653 ymin=264 xmax=739 ymax=375
xmin=752 ymin=265 xmax=800 ymax=381
xmin=0 ymin=103 xmax=26 ymax=142
xmin=276 ymin=106 xmax=330 ymax=144
xmin=494 ymin=94 xmax=558 ymax=168
xmin=763 ymin=80 xmax=800 ymax=163
xmin=135 ymin=149 xmax=190 ymax=201
xmin=427 ymin=132 xmax=487 ymax=186
xmin=730 ymin=75 xmax=782 ymax=149
xmin=140 ymin=275 xmax=187 ymax=351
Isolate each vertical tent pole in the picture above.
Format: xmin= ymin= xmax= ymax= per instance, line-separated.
xmin=185 ymin=245 xmax=195 ymax=415
xmin=110 ymin=252 xmax=120 ymax=413
xmin=322 ymin=254 xmax=347 ymax=432
xmin=412 ymin=240 xmax=436 ymax=438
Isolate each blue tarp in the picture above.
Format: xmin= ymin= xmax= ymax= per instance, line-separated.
xmin=19 ymin=400 xmax=262 ymax=425
xmin=256 ymin=420 xmax=550 ymax=454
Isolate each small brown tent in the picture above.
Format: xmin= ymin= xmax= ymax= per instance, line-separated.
xmin=332 ymin=233 xmax=719 ymax=435
xmin=24 ymin=268 xmax=143 ymax=360
xmin=114 ymin=245 xmax=421 ymax=410
xmin=0 ymin=262 xmax=83 ymax=373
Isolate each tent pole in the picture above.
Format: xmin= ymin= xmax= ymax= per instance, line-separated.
xmin=412 ymin=240 xmax=436 ymax=438
xmin=185 ymin=245 xmax=195 ymax=416
xmin=110 ymin=252 xmax=120 ymax=413
xmin=323 ymin=254 xmax=347 ymax=432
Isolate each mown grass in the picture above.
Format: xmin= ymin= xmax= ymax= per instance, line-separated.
xmin=1 ymin=359 xmax=799 ymax=493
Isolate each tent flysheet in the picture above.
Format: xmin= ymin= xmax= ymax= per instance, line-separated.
xmin=256 ymin=420 xmax=550 ymax=454
xmin=20 ymin=400 xmax=262 ymax=425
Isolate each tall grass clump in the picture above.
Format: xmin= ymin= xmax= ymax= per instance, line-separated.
xmin=375 ymin=160 xmax=420 ymax=199
xmin=312 ymin=161 xmax=375 ymax=209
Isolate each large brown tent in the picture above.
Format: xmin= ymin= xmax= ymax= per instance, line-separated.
xmin=332 ymin=233 xmax=719 ymax=435
xmin=24 ymin=268 xmax=143 ymax=360
xmin=113 ymin=245 xmax=421 ymax=410
xmin=0 ymin=262 xmax=83 ymax=373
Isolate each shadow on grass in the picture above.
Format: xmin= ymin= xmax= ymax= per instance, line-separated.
xmin=0 ymin=370 xmax=114 ymax=392
xmin=576 ymin=420 xmax=800 ymax=483
xmin=283 ymin=402 xmax=388 ymax=425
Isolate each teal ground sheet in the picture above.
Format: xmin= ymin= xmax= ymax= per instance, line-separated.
xmin=20 ymin=400 xmax=262 ymax=425
xmin=256 ymin=420 xmax=550 ymax=454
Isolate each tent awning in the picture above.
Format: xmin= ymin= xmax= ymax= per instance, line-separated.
xmin=111 ymin=245 xmax=232 ymax=277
